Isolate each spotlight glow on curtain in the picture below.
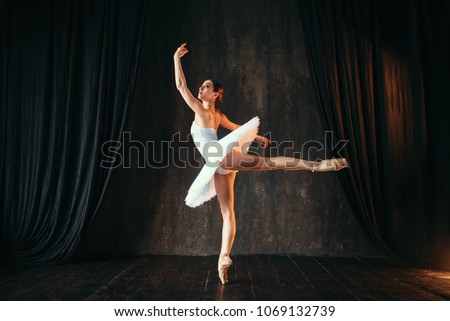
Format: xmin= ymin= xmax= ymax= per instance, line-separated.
xmin=299 ymin=0 xmax=450 ymax=266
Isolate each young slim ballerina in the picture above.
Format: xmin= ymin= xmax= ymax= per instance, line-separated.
xmin=173 ymin=43 xmax=349 ymax=284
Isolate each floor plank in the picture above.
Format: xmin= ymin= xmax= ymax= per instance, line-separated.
xmin=1 ymin=255 xmax=449 ymax=301
xmin=229 ymin=256 xmax=254 ymax=300
xmin=132 ymin=256 xmax=176 ymax=300
xmin=357 ymin=257 xmax=449 ymax=300
xmin=86 ymin=257 xmax=156 ymax=300
xmin=270 ymin=255 xmax=320 ymax=300
xmin=290 ymin=256 xmax=357 ymax=300
xmin=245 ymin=255 xmax=271 ymax=300
xmin=314 ymin=257 xmax=394 ymax=300
xmin=167 ymin=256 xmax=211 ymax=301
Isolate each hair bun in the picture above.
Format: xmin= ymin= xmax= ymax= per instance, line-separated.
xmin=210 ymin=79 xmax=224 ymax=104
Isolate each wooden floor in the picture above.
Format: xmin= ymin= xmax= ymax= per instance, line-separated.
xmin=1 ymin=255 xmax=450 ymax=300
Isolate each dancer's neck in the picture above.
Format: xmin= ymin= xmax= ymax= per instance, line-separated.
xmin=203 ymin=101 xmax=216 ymax=112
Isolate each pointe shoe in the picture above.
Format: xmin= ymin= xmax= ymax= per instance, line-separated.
xmin=218 ymin=254 xmax=233 ymax=285
xmin=311 ymin=158 xmax=349 ymax=172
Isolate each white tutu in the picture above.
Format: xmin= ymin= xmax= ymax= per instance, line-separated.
xmin=185 ymin=116 xmax=260 ymax=208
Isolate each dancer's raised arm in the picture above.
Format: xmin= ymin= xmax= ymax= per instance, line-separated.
xmin=173 ymin=43 xmax=206 ymax=116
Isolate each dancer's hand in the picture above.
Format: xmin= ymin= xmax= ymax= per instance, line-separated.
xmin=174 ymin=43 xmax=189 ymax=59
xmin=256 ymin=135 xmax=271 ymax=149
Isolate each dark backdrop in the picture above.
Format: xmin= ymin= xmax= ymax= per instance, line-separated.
xmin=300 ymin=0 xmax=450 ymax=266
xmin=76 ymin=0 xmax=379 ymax=257
xmin=1 ymin=0 xmax=145 ymax=263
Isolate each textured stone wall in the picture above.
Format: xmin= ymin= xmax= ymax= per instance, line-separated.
xmin=76 ymin=0 xmax=381 ymax=257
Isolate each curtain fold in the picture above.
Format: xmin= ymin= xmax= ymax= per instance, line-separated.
xmin=0 ymin=0 xmax=145 ymax=264
xmin=299 ymin=0 xmax=450 ymax=266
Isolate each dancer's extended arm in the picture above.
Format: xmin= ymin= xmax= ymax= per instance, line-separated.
xmin=173 ymin=43 xmax=206 ymax=116
xmin=220 ymin=113 xmax=271 ymax=148
xmin=219 ymin=113 xmax=240 ymax=131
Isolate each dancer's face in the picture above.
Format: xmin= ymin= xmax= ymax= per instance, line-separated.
xmin=198 ymin=80 xmax=218 ymax=102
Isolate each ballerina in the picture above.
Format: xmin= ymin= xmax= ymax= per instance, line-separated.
xmin=173 ymin=43 xmax=349 ymax=285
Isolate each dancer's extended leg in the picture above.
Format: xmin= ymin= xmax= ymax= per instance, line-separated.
xmin=214 ymin=171 xmax=236 ymax=284
xmin=221 ymin=149 xmax=348 ymax=172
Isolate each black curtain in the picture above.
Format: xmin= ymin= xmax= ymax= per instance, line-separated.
xmin=299 ymin=0 xmax=450 ymax=266
xmin=0 ymin=0 xmax=145 ymax=264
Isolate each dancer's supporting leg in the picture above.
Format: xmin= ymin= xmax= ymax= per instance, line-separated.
xmin=221 ymin=149 xmax=348 ymax=171
xmin=214 ymin=171 xmax=236 ymax=284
